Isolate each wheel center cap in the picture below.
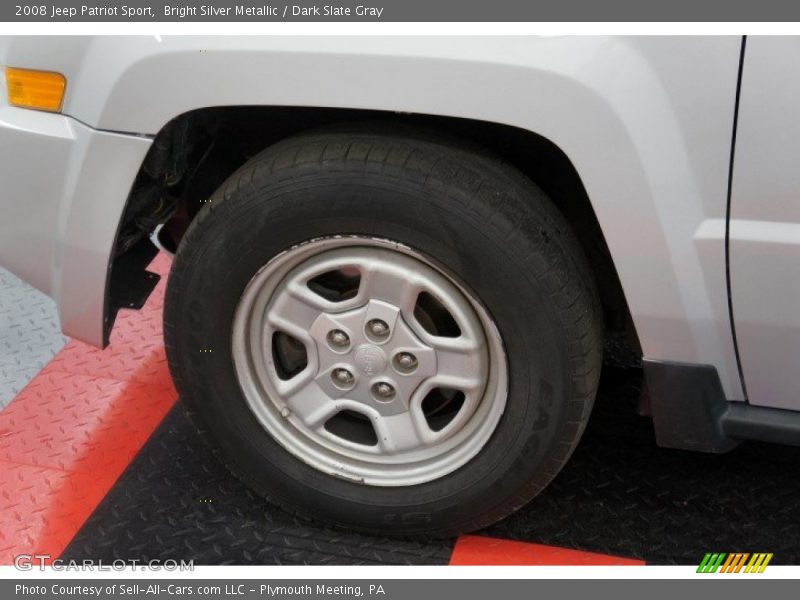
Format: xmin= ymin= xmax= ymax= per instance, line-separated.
xmin=353 ymin=344 xmax=387 ymax=376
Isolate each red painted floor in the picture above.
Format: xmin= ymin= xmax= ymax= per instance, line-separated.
xmin=450 ymin=535 xmax=644 ymax=566
xmin=0 ymin=254 xmax=175 ymax=564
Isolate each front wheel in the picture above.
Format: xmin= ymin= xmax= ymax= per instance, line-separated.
xmin=164 ymin=128 xmax=603 ymax=535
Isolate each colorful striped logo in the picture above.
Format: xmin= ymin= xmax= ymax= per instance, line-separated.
xmin=697 ymin=553 xmax=773 ymax=573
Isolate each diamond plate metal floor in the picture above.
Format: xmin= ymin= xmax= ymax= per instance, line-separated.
xmin=60 ymin=367 xmax=800 ymax=566
xmin=0 ymin=268 xmax=67 ymax=409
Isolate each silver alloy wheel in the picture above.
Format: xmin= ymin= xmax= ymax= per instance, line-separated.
xmin=232 ymin=237 xmax=508 ymax=486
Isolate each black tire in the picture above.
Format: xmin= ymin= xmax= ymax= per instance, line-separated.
xmin=164 ymin=126 xmax=603 ymax=536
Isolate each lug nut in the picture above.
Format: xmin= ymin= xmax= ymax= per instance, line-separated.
xmin=371 ymin=381 xmax=396 ymax=401
xmin=327 ymin=329 xmax=350 ymax=350
xmin=366 ymin=319 xmax=390 ymax=340
xmin=393 ymin=352 xmax=418 ymax=373
xmin=331 ymin=368 xmax=355 ymax=389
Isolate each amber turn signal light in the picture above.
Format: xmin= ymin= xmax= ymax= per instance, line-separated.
xmin=5 ymin=67 xmax=66 ymax=113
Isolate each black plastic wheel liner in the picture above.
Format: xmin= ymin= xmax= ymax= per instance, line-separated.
xmin=61 ymin=368 xmax=800 ymax=565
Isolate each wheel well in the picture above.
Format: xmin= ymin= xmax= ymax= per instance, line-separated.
xmin=112 ymin=106 xmax=641 ymax=365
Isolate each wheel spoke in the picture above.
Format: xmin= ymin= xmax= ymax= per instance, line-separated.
xmin=267 ymin=282 xmax=325 ymax=336
xmin=281 ymin=379 xmax=338 ymax=429
xmin=375 ymin=411 xmax=427 ymax=453
xmin=360 ymin=266 xmax=421 ymax=315
xmin=430 ymin=338 xmax=486 ymax=392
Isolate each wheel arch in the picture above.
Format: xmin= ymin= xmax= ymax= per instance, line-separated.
xmin=108 ymin=106 xmax=641 ymax=363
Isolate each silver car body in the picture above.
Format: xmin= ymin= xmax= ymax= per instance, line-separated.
xmin=0 ymin=35 xmax=797 ymax=410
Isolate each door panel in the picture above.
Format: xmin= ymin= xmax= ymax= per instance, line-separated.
xmin=731 ymin=36 xmax=800 ymax=410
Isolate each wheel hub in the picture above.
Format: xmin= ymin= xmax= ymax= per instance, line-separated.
xmin=310 ymin=300 xmax=436 ymax=416
xmin=353 ymin=345 xmax=387 ymax=377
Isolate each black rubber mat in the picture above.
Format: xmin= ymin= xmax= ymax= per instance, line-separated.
xmin=483 ymin=369 xmax=800 ymax=564
xmin=62 ymin=367 xmax=800 ymax=565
